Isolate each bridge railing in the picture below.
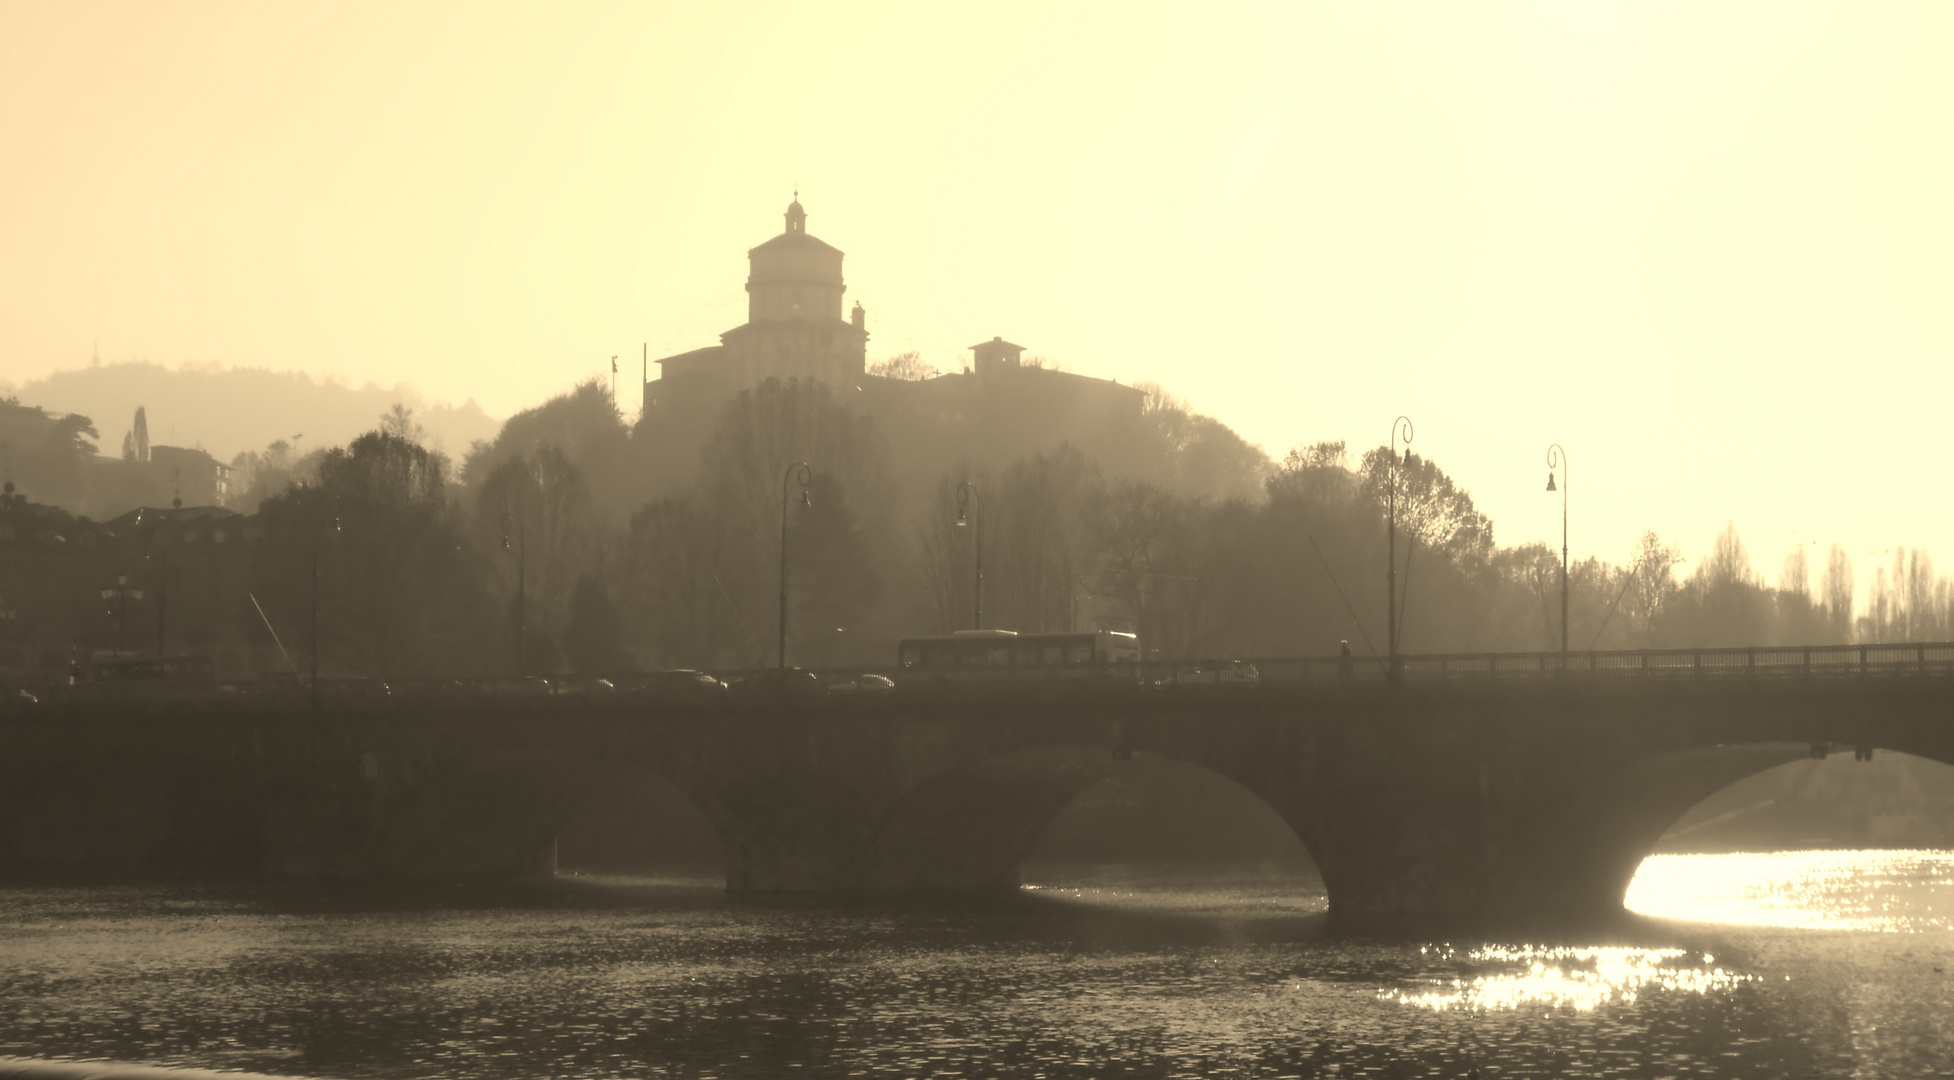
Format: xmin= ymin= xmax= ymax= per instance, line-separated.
xmin=1123 ymin=641 xmax=1954 ymax=687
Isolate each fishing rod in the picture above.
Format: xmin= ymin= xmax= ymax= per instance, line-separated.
xmin=1307 ymin=534 xmax=1385 ymax=671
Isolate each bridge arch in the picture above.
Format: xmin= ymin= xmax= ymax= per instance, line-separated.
xmin=860 ymin=746 xmax=1319 ymax=892
xmin=553 ymin=759 xmax=725 ymax=876
xmin=1554 ymin=738 xmax=1954 ymax=916
xmin=1653 ymin=746 xmax=1954 ymax=853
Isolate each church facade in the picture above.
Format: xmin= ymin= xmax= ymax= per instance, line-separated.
xmin=644 ymin=199 xmax=868 ymax=416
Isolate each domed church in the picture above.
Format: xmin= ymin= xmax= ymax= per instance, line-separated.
xmin=644 ymin=197 xmax=869 ymax=414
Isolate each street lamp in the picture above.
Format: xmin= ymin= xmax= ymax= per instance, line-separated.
xmin=101 ymin=574 xmax=143 ymax=656
xmin=501 ymin=512 xmax=527 ymax=676
xmin=137 ymin=509 xmax=170 ymax=658
xmin=778 ymin=462 xmax=811 ymax=670
xmin=955 ymin=482 xmax=982 ymax=630
xmin=1546 ymin=444 xmax=1568 ymax=665
xmin=1387 ymin=415 xmax=1413 ymax=683
xmin=309 ymin=507 xmax=341 ymax=711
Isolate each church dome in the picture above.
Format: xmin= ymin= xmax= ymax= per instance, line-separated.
xmin=744 ymin=196 xmax=846 ymax=324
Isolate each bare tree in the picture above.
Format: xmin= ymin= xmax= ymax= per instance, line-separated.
xmin=1623 ymin=530 xmax=1683 ymax=644
xmin=477 ymin=446 xmax=597 ymax=664
xmin=380 ymin=402 xmax=426 ymax=444
xmin=1821 ymin=543 xmax=1855 ymax=643
xmin=986 ymin=446 xmax=1096 ymax=633
xmin=1084 ymin=480 xmax=1209 ymax=658
xmin=1701 ymin=521 xmax=1754 ymax=587
xmin=1779 ymin=546 xmax=1810 ymax=599
xmin=868 ymin=352 xmax=934 ymax=381
xmin=1359 ymin=447 xmax=1494 ymax=564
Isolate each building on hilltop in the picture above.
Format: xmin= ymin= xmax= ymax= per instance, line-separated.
xmin=641 ymin=199 xmax=1144 ymax=447
xmin=83 ymin=411 xmax=232 ymax=521
xmin=645 ymin=197 xmax=869 ymax=417
xmin=864 ymin=335 xmax=1145 ymax=421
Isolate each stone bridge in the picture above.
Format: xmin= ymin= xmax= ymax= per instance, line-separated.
xmin=3 ymin=642 xmax=1951 ymax=924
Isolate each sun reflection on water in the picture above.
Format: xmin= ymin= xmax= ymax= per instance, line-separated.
xmin=1626 ymin=849 xmax=1954 ymax=932
xmin=1381 ymin=945 xmax=1756 ymax=1012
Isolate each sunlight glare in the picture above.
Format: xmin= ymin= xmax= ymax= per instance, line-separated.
xmin=1381 ymin=944 xmax=1753 ymax=1012
xmin=1626 ymin=850 xmax=1954 ymax=933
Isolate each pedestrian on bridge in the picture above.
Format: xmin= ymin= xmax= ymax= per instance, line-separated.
xmin=1338 ymin=640 xmax=1353 ymax=681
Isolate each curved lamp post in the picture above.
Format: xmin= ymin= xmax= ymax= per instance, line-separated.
xmin=1387 ymin=415 xmax=1413 ymax=683
xmin=1546 ymin=444 xmax=1568 ymax=665
xmin=501 ymin=512 xmax=527 ymax=676
xmin=778 ymin=462 xmax=811 ymax=669
xmin=955 ymin=482 xmax=983 ymax=630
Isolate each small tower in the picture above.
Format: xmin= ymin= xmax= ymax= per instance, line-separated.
xmin=785 ymin=196 xmax=807 ymax=235
xmin=970 ymin=337 xmax=1026 ymax=377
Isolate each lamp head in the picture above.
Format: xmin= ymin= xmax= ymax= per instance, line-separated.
xmin=956 ymin=506 xmax=967 ymax=527
xmin=1545 ymin=472 xmax=1557 ymax=492
xmin=801 ymin=491 xmax=812 ymax=509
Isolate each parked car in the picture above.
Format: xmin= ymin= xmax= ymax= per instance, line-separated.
xmin=626 ymin=670 xmax=728 ymax=702
xmin=826 ymin=673 xmax=896 ymax=695
xmin=727 ymin=668 xmax=822 ymax=698
xmin=1170 ymin=661 xmax=1261 ymax=687
xmin=548 ymin=677 xmax=616 ymax=698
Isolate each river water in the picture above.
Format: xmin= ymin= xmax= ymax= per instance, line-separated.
xmin=2 ymin=853 xmax=1951 ymax=1078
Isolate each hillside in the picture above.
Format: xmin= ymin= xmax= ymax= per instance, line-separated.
xmin=5 ymin=361 xmax=501 ymax=463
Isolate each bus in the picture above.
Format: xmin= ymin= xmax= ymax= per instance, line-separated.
xmin=896 ymin=629 xmax=1140 ymax=681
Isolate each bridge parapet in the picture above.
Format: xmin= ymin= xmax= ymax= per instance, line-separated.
xmin=3 ymin=642 xmax=1950 ymax=718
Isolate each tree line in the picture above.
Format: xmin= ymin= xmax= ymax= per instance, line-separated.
xmin=223 ymin=376 xmax=1951 ymax=678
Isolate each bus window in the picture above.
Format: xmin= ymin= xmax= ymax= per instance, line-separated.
xmin=1067 ymin=645 xmax=1093 ymax=666
xmin=901 ymin=646 xmax=921 ymax=669
xmin=988 ymin=646 xmax=1012 ymax=667
xmin=1043 ymin=645 xmax=1064 ymax=666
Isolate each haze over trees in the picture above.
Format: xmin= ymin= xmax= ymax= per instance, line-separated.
xmin=282 ymin=359 xmax=1941 ymax=676
xmin=11 ymin=356 xmax=1950 ymax=680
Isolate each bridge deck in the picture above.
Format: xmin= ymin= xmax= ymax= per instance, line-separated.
xmin=5 ymin=642 xmax=1951 ymax=716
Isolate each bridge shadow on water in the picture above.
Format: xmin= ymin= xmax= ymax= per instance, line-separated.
xmin=123 ymin=861 xmax=1752 ymax=955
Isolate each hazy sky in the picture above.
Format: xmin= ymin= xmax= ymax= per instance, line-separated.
xmin=4 ymin=1 xmax=1951 ymax=591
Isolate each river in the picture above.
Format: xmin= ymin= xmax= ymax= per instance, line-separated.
xmin=2 ymin=853 xmax=1951 ymax=1078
